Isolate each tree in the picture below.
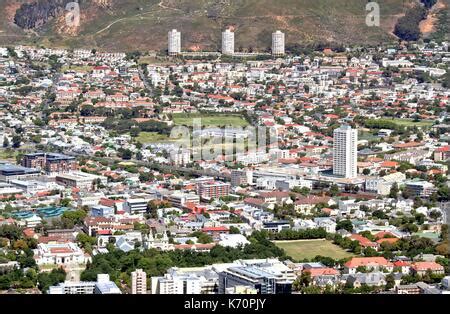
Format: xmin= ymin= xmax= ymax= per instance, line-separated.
xmin=429 ymin=210 xmax=442 ymax=220
xmin=60 ymin=198 xmax=72 ymax=207
xmin=37 ymin=268 xmax=66 ymax=293
xmin=372 ymin=210 xmax=388 ymax=220
xmin=336 ymin=220 xmax=353 ymax=232
xmin=61 ymin=210 xmax=87 ymax=226
xmin=77 ymin=233 xmax=96 ymax=249
xmin=229 ymin=226 xmax=240 ymax=234
xmin=130 ymin=127 xmax=140 ymax=138
xmin=293 ymin=271 xmax=312 ymax=291
xmin=12 ymin=135 xmax=22 ymax=148
xmin=362 ymin=168 xmax=371 ymax=176
xmin=0 ymin=225 xmax=22 ymax=240
xmin=119 ymin=149 xmax=133 ymax=160
xmin=394 ymin=6 xmax=427 ymax=41
xmin=190 ymin=231 xmax=213 ymax=244
xmin=329 ymin=184 xmax=339 ymax=196
xmin=13 ymin=239 xmax=28 ymax=251
xmin=389 ymin=183 xmax=399 ymax=199
xmin=2 ymin=137 xmax=9 ymax=148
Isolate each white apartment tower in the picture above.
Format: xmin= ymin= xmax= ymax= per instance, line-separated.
xmin=333 ymin=125 xmax=358 ymax=179
xmin=272 ymin=31 xmax=285 ymax=56
xmin=131 ymin=269 xmax=147 ymax=294
xmin=168 ymin=29 xmax=181 ymax=56
xmin=222 ymin=29 xmax=235 ymax=55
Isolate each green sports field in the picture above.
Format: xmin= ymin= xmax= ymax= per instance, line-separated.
xmin=274 ymin=239 xmax=354 ymax=261
xmin=172 ymin=113 xmax=249 ymax=127
xmin=390 ymin=118 xmax=434 ymax=128
xmin=135 ymin=132 xmax=172 ymax=144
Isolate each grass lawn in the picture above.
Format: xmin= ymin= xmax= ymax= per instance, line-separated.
xmin=358 ymin=130 xmax=378 ymax=141
xmin=389 ymin=118 xmax=434 ymax=128
xmin=274 ymin=239 xmax=354 ymax=261
xmin=172 ymin=113 xmax=249 ymax=127
xmin=0 ymin=149 xmax=18 ymax=160
xmin=61 ymin=65 xmax=93 ymax=73
xmin=135 ymin=132 xmax=171 ymax=144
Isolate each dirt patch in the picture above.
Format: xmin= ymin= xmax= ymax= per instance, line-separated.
xmin=4 ymin=1 xmax=31 ymax=23
xmin=419 ymin=0 xmax=448 ymax=35
xmin=188 ymin=44 xmax=201 ymax=51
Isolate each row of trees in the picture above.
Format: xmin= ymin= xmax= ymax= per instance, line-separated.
xmin=101 ymin=118 xmax=171 ymax=136
xmin=269 ymin=228 xmax=328 ymax=241
xmin=81 ymin=231 xmax=286 ymax=283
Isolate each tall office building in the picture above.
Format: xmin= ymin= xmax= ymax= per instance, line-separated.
xmin=333 ymin=125 xmax=358 ymax=179
xmin=272 ymin=31 xmax=285 ymax=56
xmin=222 ymin=29 xmax=235 ymax=55
xmin=131 ymin=269 xmax=147 ymax=294
xmin=168 ymin=29 xmax=181 ymax=56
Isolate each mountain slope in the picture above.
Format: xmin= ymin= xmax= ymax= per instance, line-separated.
xmin=0 ymin=0 xmax=441 ymax=51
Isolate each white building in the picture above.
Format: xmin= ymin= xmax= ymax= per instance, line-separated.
xmin=218 ymin=234 xmax=250 ymax=248
xmin=55 ymin=171 xmax=107 ymax=190
xmin=131 ymin=268 xmax=147 ymax=294
xmin=124 ymin=198 xmax=148 ymax=214
xmin=333 ymin=125 xmax=358 ymax=179
xmin=48 ymin=274 xmax=121 ymax=294
xmin=272 ymin=30 xmax=285 ymax=56
xmin=168 ymin=29 xmax=181 ymax=56
xmin=23 ymin=214 xmax=43 ymax=228
xmin=34 ymin=242 xmax=91 ymax=266
xmin=222 ymin=29 xmax=235 ymax=55
xmin=151 ymin=267 xmax=218 ymax=294
xmin=166 ymin=192 xmax=200 ymax=209
xmin=170 ymin=148 xmax=191 ymax=166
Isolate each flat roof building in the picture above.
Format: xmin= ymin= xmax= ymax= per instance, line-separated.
xmin=131 ymin=268 xmax=147 ymax=294
xmin=49 ymin=274 xmax=121 ymax=294
xmin=55 ymin=171 xmax=107 ymax=190
xmin=0 ymin=163 xmax=40 ymax=182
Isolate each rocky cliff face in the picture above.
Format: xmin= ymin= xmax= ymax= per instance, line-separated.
xmin=14 ymin=0 xmax=81 ymax=29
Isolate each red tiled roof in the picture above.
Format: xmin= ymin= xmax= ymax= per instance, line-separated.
xmin=304 ymin=268 xmax=340 ymax=277
xmin=435 ymin=146 xmax=450 ymax=152
xmin=393 ymin=261 xmax=411 ymax=267
xmin=411 ymin=262 xmax=444 ymax=272
xmin=345 ymin=257 xmax=392 ymax=268
xmin=376 ymin=238 xmax=399 ymax=244
xmin=349 ymin=234 xmax=378 ymax=247
xmin=201 ymin=226 xmax=229 ymax=232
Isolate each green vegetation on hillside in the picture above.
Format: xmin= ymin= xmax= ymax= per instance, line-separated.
xmin=0 ymin=0 xmax=420 ymax=51
xmin=394 ymin=5 xmax=428 ymax=41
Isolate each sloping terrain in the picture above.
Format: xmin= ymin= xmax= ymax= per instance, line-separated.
xmin=0 ymin=0 xmax=444 ymax=51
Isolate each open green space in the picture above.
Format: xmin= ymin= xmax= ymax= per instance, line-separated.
xmin=274 ymin=239 xmax=354 ymax=261
xmin=172 ymin=113 xmax=249 ymax=127
xmin=0 ymin=149 xmax=18 ymax=160
xmin=135 ymin=132 xmax=171 ymax=144
xmin=61 ymin=65 xmax=93 ymax=73
xmin=358 ymin=130 xmax=378 ymax=141
xmin=389 ymin=118 xmax=435 ymax=128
